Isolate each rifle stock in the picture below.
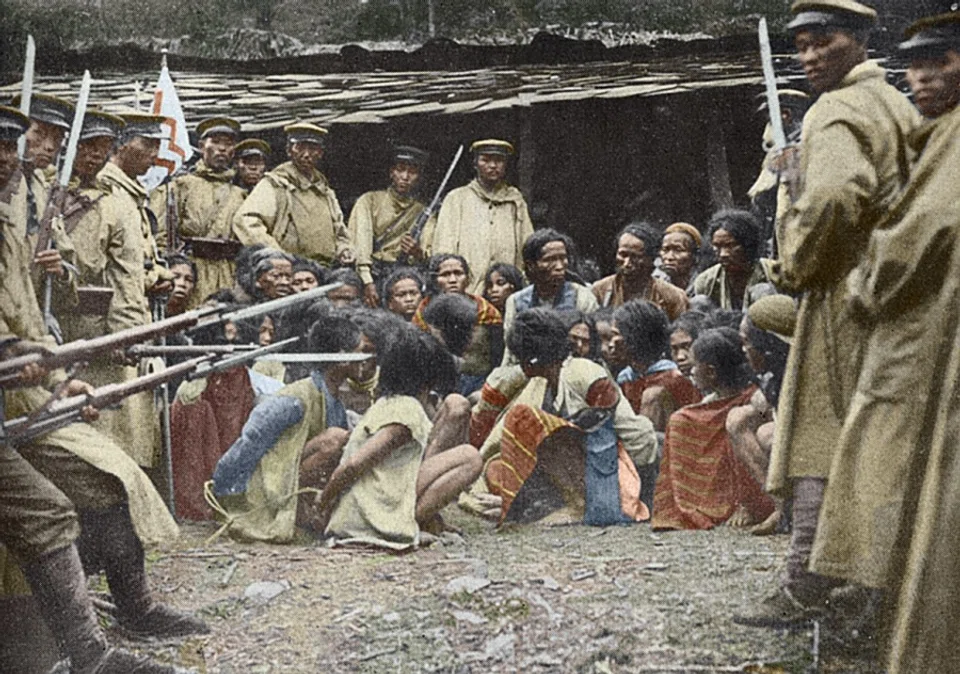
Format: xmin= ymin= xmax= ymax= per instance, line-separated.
xmin=1 ymin=281 xmax=340 ymax=388
xmin=2 ymin=356 xmax=212 ymax=443
xmin=0 ymin=307 xmax=219 ymax=388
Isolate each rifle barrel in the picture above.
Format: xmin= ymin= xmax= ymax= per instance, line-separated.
xmin=3 ymin=356 xmax=211 ymax=441
xmin=0 ymin=307 xmax=219 ymax=388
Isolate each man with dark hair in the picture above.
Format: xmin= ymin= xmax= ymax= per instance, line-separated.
xmin=430 ymin=139 xmax=533 ymax=295
xmin=473 ymin=308 xmax=654 ymax=526
xmin=234 ymin=123 xmax=355 ymax=269
xmin=593 ymin=222 xmax=689 ymax=319
xmin=212 ymin=314 xmax=369 ymax=541
xmin=291 ymin=256 xmax=325 ymax=293
xmin=614 ymin=300 xmax=701 ymax=432
xmin=736 ymin=0 xmax=919 ymax=629
xmin=693 ymin=209 xmax=775 ymax=311
xmin=234 ymin=138 xmax=270 ymax=192
xmin=501 ymin=228 xmax=597 ymax=363
xmin=382 ymin=266 xmax=425 ymax=321
xmin=348 ymin=145 xmax=432 ymax=306
xmin=152 ymin=117 xmax=247 ymax=309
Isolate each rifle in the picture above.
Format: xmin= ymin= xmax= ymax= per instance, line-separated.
xmin=16 ymin=36 xmax=35 ymax=161
xmin=396 ymin=144 xmax=463 ymax=265
xmin=127 ymin=344 xmax=260 ymax=359
xmin=2 ymin=356 xmax=212 ymax=444
xmin=35 ymin=71 xmax=92 ymax=345
xmin=0 ymin=281 xmax=342 ymax=388
xmin=187 ymin=337 xmax=299 ymax=380
xmin=257 ymin=353 xmax=373 ymax=363
xmin=758 ymin=18 xmax=801 ymax=205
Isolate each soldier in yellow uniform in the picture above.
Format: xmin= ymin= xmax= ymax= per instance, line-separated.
xmin=349 ymin=145 xmax=433 ymax=306
xmin=13 ymin=93 xmax=78 ymax=330
xmin=429 ymin=139 xmax=534 ymax=296
xmin=802 ymin=7 xmax=960 ymax=669
xmin=734 ymin=0 xmax=920 ymax=628
xmin=94 ymin=113 xmax=174 ymax=467
xmin=152 ymin=117 xmax=247 ymax=310
xmin=0 ymin=105 xmax=207 ymax=643
xmin=234 ymin=138 xmax=270 ymax=192
xmin=12 ymin=93 xmax=71 ymax=193
xmin=55 ymin=109 xmax=125 ymax=345
xmin=233 ymin=122 xmax=355 ymax=268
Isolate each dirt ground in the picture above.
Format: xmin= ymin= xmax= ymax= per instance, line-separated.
xmin=76 ymin=505 xmax=885 ymax=674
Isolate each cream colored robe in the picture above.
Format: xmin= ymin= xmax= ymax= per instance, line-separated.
xmin=429 ymin=179 xmax=534 ymax=295
xmin=233 ymin=161 xmax=353 ymax=267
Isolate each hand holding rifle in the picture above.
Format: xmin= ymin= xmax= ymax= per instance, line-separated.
xmin=396 ymin=144 xmax=464 ymax=266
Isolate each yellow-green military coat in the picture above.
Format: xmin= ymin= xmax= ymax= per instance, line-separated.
xmin=233 ymin=161 xmax=353 ymax=266
xmin=811 ymin=105 xmax=960 ymax=594
xmin=0 ymin=167 xmax=177 ymax=547
xmin=150 ymin=161 xmax=247 ymax=308
xmin=347 ymin=187 xmax=435 ymax=285
xmin=91 ymin=162 xmax=172 ymax=467
xmin=429 ymin=179 xmax=534 ymax=296
xmin=767 ymin=61 xmax=920 ymax=495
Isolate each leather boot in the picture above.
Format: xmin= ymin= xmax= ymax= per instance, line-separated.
xmin=85 ymin=504 xmax=210 ymax=639
xmin=22 ymin=545 xmax=109 ymax=673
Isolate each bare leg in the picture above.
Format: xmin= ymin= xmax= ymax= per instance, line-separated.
xmin=727 ymin=407 xmax=783 ymax=533
xmin=726 ymin=404 xmax=768 ymax=486
xmin=416 ymin=445 xmax=482 ymax=530
xmin=415 ymin=394 xmax=481 ymax=532
xmin=298 ymin=427 xmax=349 ymax=532
xmin=424 ymin=394 xmax=471 ymax=460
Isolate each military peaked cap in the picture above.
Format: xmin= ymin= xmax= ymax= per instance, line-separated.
xmin=788 ymin=0 xmax=878 ymax=33
xmin=0 ymin=105 xmax=29 ymax=141
xmin=11 ymin=93 xmax=74 ymax=130
xmin=392 ymin=145 xmax=429 ymax=167
xmin=470 ymin=139 xmax=515 ymax=156
xmin=80 ymin=109 xmax=126 ymax=141
xmin=900 ymin=3 xmax=960 ymax=56
xmin=117 ymin=112 xmax=167 ymax=140
xmin=235 ymin=138 xmax=271 ymax=158
xmin=284 ymin=122 xmax=327 ymax=145
xmin=197 ymin=117 xmax=240 ymax=140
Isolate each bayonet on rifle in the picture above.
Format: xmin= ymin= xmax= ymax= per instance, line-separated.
xmin=17 ymin=36 xmax=35 ymax=160
xmin=397 ymin=144 xmax=464 ymax=264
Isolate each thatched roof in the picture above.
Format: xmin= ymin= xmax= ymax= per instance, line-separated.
xmin=1 ymin=52 xmax=808 ymax=133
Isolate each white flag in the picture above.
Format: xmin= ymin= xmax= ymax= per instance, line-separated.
xmin=140 ymin=62 xmax=193 ymax=192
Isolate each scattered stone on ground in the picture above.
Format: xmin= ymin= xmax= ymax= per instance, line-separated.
xmin=101 ymin=506 xmax=885 ymax=673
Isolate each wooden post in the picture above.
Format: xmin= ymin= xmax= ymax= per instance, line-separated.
xmin=705 ymin=103 xmax=734 ymax=212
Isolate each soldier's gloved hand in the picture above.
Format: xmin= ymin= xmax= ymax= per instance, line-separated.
xmin=337 ymin=248 xmax=356 ymax=266
xmin=363 ymin=283 xmax=380 ymax=308
xmin=34 ymin=248 xmax=64 ymax=276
